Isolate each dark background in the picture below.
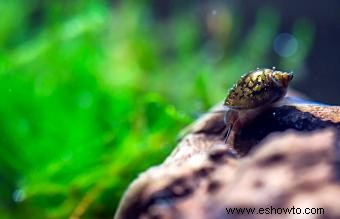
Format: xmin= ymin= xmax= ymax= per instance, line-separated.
xmin=152 ymin=0 xmax=340 ymax=104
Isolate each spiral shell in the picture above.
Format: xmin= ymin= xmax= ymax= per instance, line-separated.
xmin=224 ymin=68 xmax=293 ymax=109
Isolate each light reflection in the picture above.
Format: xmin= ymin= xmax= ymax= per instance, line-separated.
xmin=273 ymin=33 xmax=298 ymax=57
xmin=12 ymin=188 xmax=26 ymax=203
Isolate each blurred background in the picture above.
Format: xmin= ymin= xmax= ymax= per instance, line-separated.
xmin=0 ymin=0 xmax=339 ymax=218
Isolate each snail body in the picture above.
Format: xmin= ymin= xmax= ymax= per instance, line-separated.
xmin=223 ymin=68 xmax=293 ymax=144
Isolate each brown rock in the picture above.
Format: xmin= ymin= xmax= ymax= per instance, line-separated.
xmin=115 ymin=96 xmax=340 ymax=219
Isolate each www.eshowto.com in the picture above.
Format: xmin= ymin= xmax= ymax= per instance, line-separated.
xmin=225 ymin=206 xmax=325 ymax=215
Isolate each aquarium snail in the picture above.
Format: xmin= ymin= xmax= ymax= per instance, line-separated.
xmin=223 ymin=68 xmax=293 ymax=144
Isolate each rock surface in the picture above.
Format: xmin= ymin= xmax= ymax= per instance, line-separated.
xmin=115 ymin=96 xmax=340 ymax=219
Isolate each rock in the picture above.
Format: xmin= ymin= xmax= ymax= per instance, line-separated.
xmin=114 ymin=96 xmax=340 ymax=219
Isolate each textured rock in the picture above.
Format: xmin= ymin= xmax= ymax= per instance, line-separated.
xmin=115 ymin=96 xmax=340 ymax=219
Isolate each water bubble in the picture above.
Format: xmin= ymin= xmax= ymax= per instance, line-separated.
xmin=211 ymin=10 xmax=217 ymax=16
xmin=200 ymin=40 xmax=224 ymax=64
xmin=18 ymin=119 xmax=29 ymax=136
xmin=272 ymin=66 xmax=276 ymax=70
xmin=78 ymin=91 xmax=93 ymax=109
xmin=273 ymin=33 xmax=298 ymax=57
xmin=12 ymin=189 xmax=26 ymax=203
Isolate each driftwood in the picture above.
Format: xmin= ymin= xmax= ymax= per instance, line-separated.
xmin=115 ymin=94 xmax=340 ymax=219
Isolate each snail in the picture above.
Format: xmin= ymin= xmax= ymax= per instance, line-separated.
xmin=223 ymin=68 xmax=293 ymax=144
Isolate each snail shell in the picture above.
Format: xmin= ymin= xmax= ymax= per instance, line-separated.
xmin=224 ymin=68 xmax=293 ymax=110
xmin=223 ymin=68 xmax=293 ymax=145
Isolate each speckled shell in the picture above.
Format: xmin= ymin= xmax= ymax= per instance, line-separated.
xmin=224 ymin=69 xmax=293 ymax=109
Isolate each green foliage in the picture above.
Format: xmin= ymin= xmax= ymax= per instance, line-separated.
xmin=0 ymin=1 xmax=313 ymax=218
